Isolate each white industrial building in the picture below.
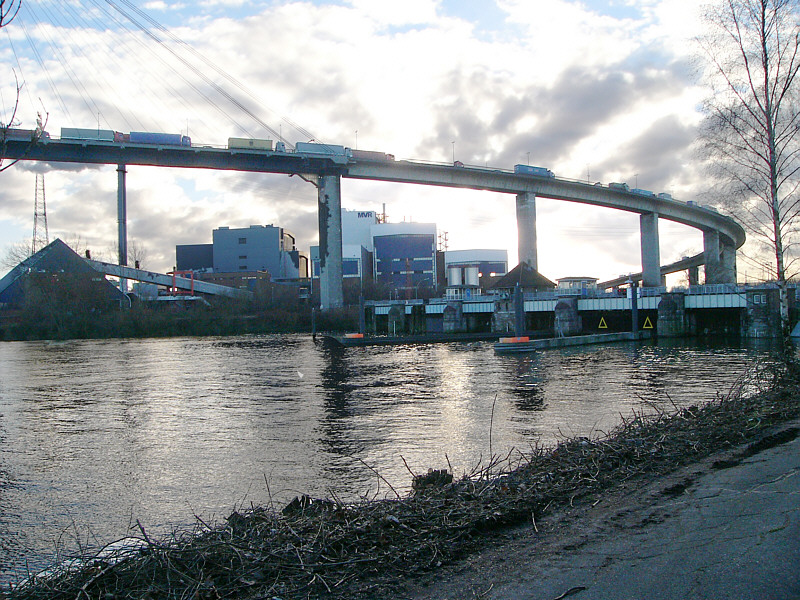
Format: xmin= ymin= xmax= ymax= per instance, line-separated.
xmin=443 ymin=249 xmax=508 ymax=299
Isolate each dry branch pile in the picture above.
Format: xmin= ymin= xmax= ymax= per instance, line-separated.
xmin=5 ymin=360 xmax=800 ymax=600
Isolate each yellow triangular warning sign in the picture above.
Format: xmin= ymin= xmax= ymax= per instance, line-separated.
xmin=598 ymin=317 xmax=608 ymax=329
xmin=643 ymin=316 xmax=654 ymax=329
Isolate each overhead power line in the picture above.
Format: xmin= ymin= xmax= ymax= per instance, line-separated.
xmin=15 ymin=0 xmax=322 ymax=147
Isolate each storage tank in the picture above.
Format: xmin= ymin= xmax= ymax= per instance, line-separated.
xmin=464 ymin=265 xmax=479 ymax=287
xmin=447 ymin=265 xmax=462 ymax=286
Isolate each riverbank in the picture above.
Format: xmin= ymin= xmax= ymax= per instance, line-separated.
xmin=4 ymin=357 xmax=799 ymax=600
xmin=0 ymin=304 xmax=359 ymax=341
xmin=406 ymin=415 xmax=800 ymax=599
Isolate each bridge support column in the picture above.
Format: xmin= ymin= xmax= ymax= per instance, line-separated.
xmin=516 ymin=192 xmax=537 ymax=269
xmin=657 ymin=292 xmax=686 ymax=338
xmin=554 ymin=296 xmax=581 ymax=337
xmin=117 ymin=164 xmax=128 ymax=295
xmin=640 ymin=212 xmax=661 ymax=288
xmin=688 ymin=266 xmax=700 ymax=286
xmin=720 ymin=240 xmax=737 ymax=284
xmin=317 ymin=175 xmax=344 ymax=310
xmin=703 ymin=230 xmax=722 ymax=284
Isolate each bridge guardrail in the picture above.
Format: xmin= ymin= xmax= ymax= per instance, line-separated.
xmin=685 ymin=284 xmax=745 ymax=295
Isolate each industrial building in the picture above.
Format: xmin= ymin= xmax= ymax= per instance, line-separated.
xmin=341 ymin=209 xmax=379 ymax=250
xmin=443 ymin=249 xmax=509 ymax=300
xmin=176 ymin=224 xmax=309 ymax=290
xmin=444 ymin=249 xmax=508 ymax=279
xmin=311 ymin=210 xmax=516 ymax=300
xmin=371 ymin=222 xmax=437 ymax=294
xmin=213 ymin=225 xmax=302 ymax=278
xmin=310 ymin=245 xmax=373 ymax=282
xmin=556 ymin=277 xmax=600 ymax=292
xmin=175 ymin=243 xmax=213 ymax=272
xmin=310 ymin=208 xmax=378 ymax=285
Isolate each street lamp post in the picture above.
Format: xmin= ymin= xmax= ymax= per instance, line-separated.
xmin=415 ymin=276 xmax=432 ymax=299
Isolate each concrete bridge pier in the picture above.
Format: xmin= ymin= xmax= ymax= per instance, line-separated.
xmin=317 ymin=175 xmax=344 ymax=310
xmin=704 ymin=229 xmax=721 ymax=283
xmin=703 ymin=230 xmax=737 ymax=284
xmin=721 ymin=240 xmax=737 ymax=282
xmin=640 ymin=212 xmax=661 ymax=287
xmin=117 ymin=164 xmax=128 ymax=295
xmin=516 ymin=192 xmax=537 ymax=269
xmin=657 ymin=292 xmax=686 ymax=337
xmin=554 ymin=296 xmax=581 ymax=337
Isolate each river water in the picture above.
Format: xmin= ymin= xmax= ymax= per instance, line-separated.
xmin=0 ymin=334 xmax=784 ymax=584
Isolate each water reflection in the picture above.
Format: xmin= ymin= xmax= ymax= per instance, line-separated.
xmin=317 ymin=344 xmax=363 ymax=469
xmin=0 ymin=413 xmax=20 ymax=571
xmin=503 ymin=354 xmax=546 ymax=411
xmin=0 ymin=335 xmax=787 ymax=584
xmin=319 ymin=344 xmax=356 ymax=413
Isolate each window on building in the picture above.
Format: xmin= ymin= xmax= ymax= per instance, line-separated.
xmin=238 ymin=237 xmax=247 ymax=244
xmin=239 ymin=255 xmax=247 ymax=259
xmin=239 ymin=265 xmax=247 ymax=270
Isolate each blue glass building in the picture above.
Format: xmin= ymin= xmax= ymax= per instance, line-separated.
xmin=371 ymin=222 xmax=437 ymax=293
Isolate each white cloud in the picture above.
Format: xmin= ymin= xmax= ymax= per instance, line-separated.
xmin=344 ymin=0 xmax=440 ymax=26
xmin=0 ymin=0 xmax=730 ymax=283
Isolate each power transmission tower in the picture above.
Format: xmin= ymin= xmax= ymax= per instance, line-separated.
xmin=31 ymin=173 xmax=49 ymax=254
xmin=438 ymin=231 xmax=449 ymax=252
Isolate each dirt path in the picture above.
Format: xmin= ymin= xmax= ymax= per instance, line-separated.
xmin=399 ymin=423 xmax=800 ymax=600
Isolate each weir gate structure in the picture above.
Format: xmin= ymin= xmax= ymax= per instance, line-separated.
xmin=2 ymin=134 xmax=746 ymax=309
xmin=368 ymin=283 xmax=793 ymax=339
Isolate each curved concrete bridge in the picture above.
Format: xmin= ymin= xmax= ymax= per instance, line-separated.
xmin=327 ymin=157 xmax=744 ymax=308
xmin=1 ymin=135 xmax=745 ymax=309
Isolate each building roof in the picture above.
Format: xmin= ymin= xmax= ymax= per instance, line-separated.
xmin=445 ymin=249 xmax=508 ymax=265
xmin=557 ymin=276 xmax=599 ymax=283
xmin=489 ymin=262 xmax=556 ymax=291
xmin=371 ymin=222 xmax=437 ymax=237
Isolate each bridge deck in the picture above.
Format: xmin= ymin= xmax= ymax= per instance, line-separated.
xmin=2 ymin=136 xmax=745 ymax=248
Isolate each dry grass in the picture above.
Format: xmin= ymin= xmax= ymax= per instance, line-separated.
xmin=5 ymin=359 xmax=800 ymax=600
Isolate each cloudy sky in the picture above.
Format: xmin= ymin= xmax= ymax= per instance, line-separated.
xmin=0 ymin=0 xmax=760 ymax=282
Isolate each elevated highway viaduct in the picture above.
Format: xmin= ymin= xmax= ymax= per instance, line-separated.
xmin=1 ymin=136 xmax=745 ymax=309
xmin=344 ymin=159 xmax=744 ymax=289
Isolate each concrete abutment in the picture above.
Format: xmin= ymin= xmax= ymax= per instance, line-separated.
xmin=657 ymin=292 xmax=686 ymax=338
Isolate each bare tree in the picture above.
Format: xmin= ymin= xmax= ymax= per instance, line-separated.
xmin=1 ymin=238 xmax=32 ymax=269
xmin=127 ymin=239 xmax=149 ymax=270
xmin=0 ymin=0 xmax=21 ymax=26
xmin=697 ymin=0 xmax=800 ymax=336
xmin=105 ymin=239 xmax=150 ymax=269
xmin=1 ymin=80 xmax=49 ymax=173
xmin=2 ymin=235 xmax=89 ymax=270
xmin=0 ymin=2 xmax=48 ymax=174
